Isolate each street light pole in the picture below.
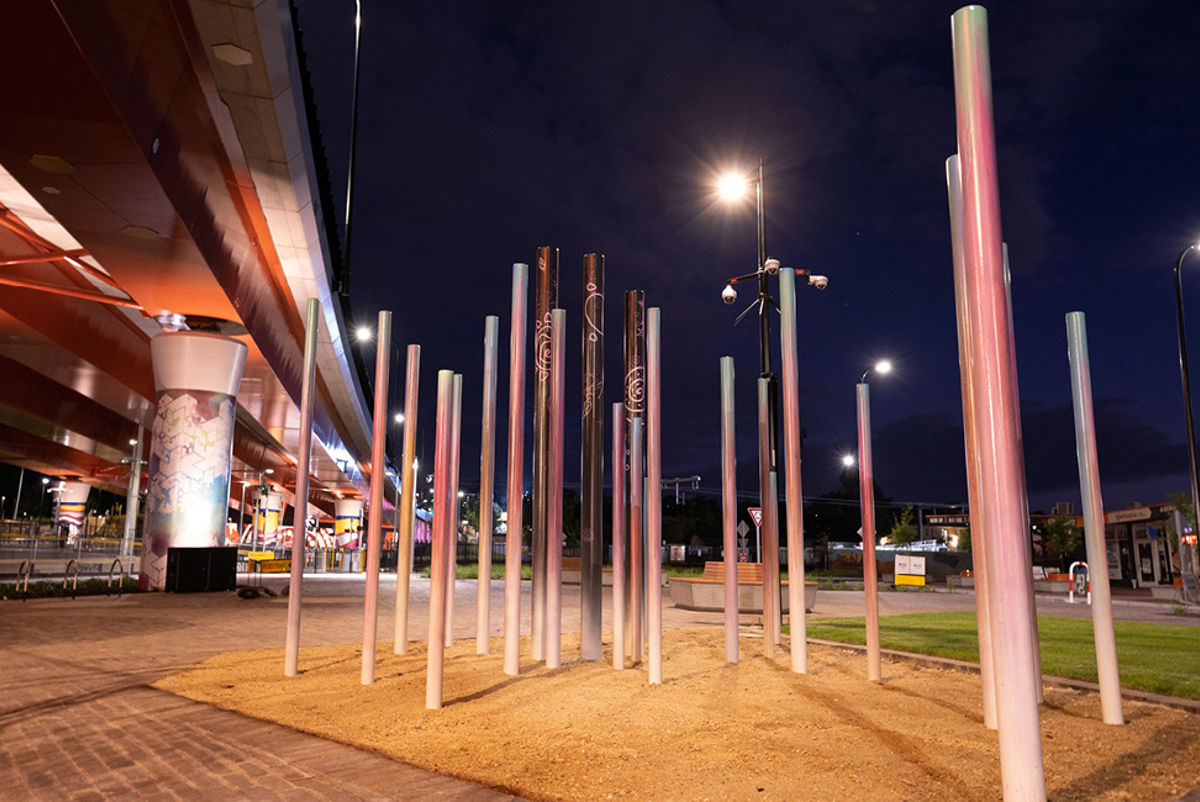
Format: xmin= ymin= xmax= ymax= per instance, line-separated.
xmin=1173 ymin=242 xmax=1200 ymax=603
xmin=754 ymin=159 xmax=778 ymax=471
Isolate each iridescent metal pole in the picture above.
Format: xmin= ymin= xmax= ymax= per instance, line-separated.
xmin=629 ymin=417 xmax=644 ymax=663
xmin=756 ymin=378 xmax=776 ymax=659
xmin=504 ymin=263 xmax=528 ymax=677
xmin=947 ymin=154 xmax=998 ymax=730
xmin=1066 ymin=311 xmax=1124 ymax=725
xmin=394 ymin=344 xmax=420 ymax=654
xmin=361 ymin=310 xmax=391 ymax=685
xmin=646 ymin=307 xmax=664 ymax=684
xmin=532 ymin=246 xmax=559 ymax=661
xmin=580 ymin=254 xmax=605 ymax=660
xmin=284 ymin=298 xmax=320 ymax=677
xmin=477 ymin=317 xmax=499 ymax=655
xmin=1173 ymin=245 xmax=1200 ymax=604
xmin=720 ymin=356 xmax=738 ymax=664
xmin=546 ymin=309 xmax=566 ymax=668
xmin=952 ymin=6 xmax=1046 ymax=797
xmin=856 ymin=380 xmax=881 ymax=682
xmin=611 ymin=401 xmax=627 ymax=671
xmin=777 ymin=268 xmax=807 ymax=674
xmin=767 ymin=471 xmax=782 ymax=646
xmin=445 ymin=373 xmax=462 ymax=648
xmin=426 ymin=370 xmax=453 ymax=709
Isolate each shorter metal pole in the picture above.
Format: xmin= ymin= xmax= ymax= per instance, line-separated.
xmin=611 ymin=402 xmax=627 ymax=670
xmin=646 ymin=308 xmax=663 ymax=684
xmin=546 ymin=309 xmax=566 ymax=668
xmin=361 ymin=310 xmax=391 ymax=685
xmin=756 ymin=379 xmax=775 ymax=659
xmin=394 ymin=344 xmax=421 ymax=654
xmin=477 ymin=316 xmax=499 ymax=655
xmin=1066 ymin=312 xmax=1123 ymax=725
xmin=445 ymin=374 xmax=462 ymax=648
xmin=426 ymin=370 xmax=454 ymax=709
xmin=720 ymin=356 xmax=738 ymax=664
xmin=629 ymin=417 xmax=644 ymax=663
xmin=857 ymin=382 xmax=881 ymax=682
xmin=777 ymin=269 xmax=807 ymax=673
xmin=285 ymin=298 xmax=320 ymax=677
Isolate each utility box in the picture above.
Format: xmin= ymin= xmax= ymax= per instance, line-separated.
xmin=165 ymin=546 xmax=238 ymax=592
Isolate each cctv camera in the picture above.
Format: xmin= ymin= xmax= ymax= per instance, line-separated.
xmin=808 ymin=274 xmax=829 ymax=290
xmin=721 ymin=284 xmax=738 ymax=304
xmin=763 ymin=258 xmax=781 ymax=276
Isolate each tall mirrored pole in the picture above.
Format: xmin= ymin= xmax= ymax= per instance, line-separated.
xmin=532 ymin=246 xmax=559 ymax=661
xmin=952 ymin=6 xmax=1046 ymax=798
xmin=646 ymin=308 xmax=664 ymax=683
xmin=611 ymin=402 xmax=627 ymax=670
xmin=361 ymin=310 xmax=392 ymax=685
xmin=477 ymin=317 xmax=499 ymax=655
xmin=445 ymin=374 xmax=462 ymax=648
xmin=123 ymin=424 xmax=144 ymax=557
xmin=777 ymin=269 xmax=807 ymax=673
xmin=546 ymin=309 xmax=567 ymax=668
xmin=624 ymin=290 xmax=646 ymax=660
xmin=947 ymin=155 xmax=998 ymax=730
xmin=768 ymin=471 xmax=782 ymax=645
xmin=285 ymin=298 xmax=320 ymax=676
xmin=1066 ymin=312 xmax=1124 ymax=725
xmin=580 ymin=254 xmax=605 ymax=660
xmin=394 ymin=344 xmax=420 ymax=654
xmin=856 ymin=382 xmax=881 ymax=682
xmin=756 ymin=378 xmax=776 ymax=659
xmin=426 ymin=370 xmax=454 ymax=709
xmin=504 ymin=264 xmax=528 ymax=676
xmin=720 ymin=356 xmax=738 ymax=664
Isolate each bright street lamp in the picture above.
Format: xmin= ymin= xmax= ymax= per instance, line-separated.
xmin=856 ymin=359 xmax=893 ymax=682
xmin=393 ymin=412 xmax=404 ymax=424
xmin=841 ymin=454 xmax=856 ymax=468
xmin=355 ymin=325 xmax=372 ymax=343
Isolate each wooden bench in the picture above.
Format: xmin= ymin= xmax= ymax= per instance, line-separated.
xmin=701 ymin=561 xmax=764 ymax=585
xmin=562 ymin=557 xmax=582 ymax=572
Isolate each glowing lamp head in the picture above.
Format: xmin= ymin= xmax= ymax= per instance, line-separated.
xmin=875 ymin=360 xmax=892 ymax=375
xmin=841 ymin=455 xmax=856 ymax=468
xmin=355 ymin=325 xmax=372 ymax=343
xmin=393 ymin=413 xmax=404 ymax=424
xmin=717 ymin=172 xmax=749 ymax=202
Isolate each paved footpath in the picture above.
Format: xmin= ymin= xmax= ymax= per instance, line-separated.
xmin=1 ymin=573 xmax=1195 ymax=800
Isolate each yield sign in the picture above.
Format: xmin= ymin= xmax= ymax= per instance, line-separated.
xmin=748 ymin=507 xmax=763 ymax=528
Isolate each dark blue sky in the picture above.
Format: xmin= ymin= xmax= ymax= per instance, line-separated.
xmin=294 ymin=0 xmax=1200 ymax=513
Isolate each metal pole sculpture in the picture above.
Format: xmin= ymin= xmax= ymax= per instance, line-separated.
xmin=952 ymin=6 xmax=1046 ymax=797
xmin=768 ymin=471 xmax=782 ymax=646
xmin=477 ymin=317 xmax=499 ymax=655
xmin=426 ymin=370 xmax=453 ymax=709
xmin=546 ymin=309 xmax=566 ymax=668
xmin=856 ymin=380 xmax=881 ymax=682
xmin=947 ymin=154 xmax=998 ymax=730
xmin=777 ymin=269 xmax=807 ymax=674
xmin=720 ymin=356 xmax=738 ymax=664
xmin=646 ymin=308 xmax=664 ymax=683
xmin=285 ymin=298 xmax=320 ymax=676
xmin=532 ymin=246 xmax=559 ymax=661
xmin=624 ymin=290 xmax=646 ymax=660
xmin=123 ymin=425 xmax=144 ymax=557
xmin=580 ymin=253 xmax=605 ymax=660
xmin=361 ymin=309 xmax=391 ymax=685
xmin=504 ymin=264 xmax=528 ymax=676
xmin=611 ymin=401 xmax=627 ymax=670
xmin=629 ymin=417 xmax=644 ymax=663
xmin=394 ymin=344 xmax=420 ymax=654
xmin=1066 ymin=311 xmax=1124 ymax=725
xmin=756 ymin=379 xmax=776 ymax=659
xmin=1173 ymin=244 xmax=1200 ymax=604
xmin=446 ymin=373 xmax=462 ymax=648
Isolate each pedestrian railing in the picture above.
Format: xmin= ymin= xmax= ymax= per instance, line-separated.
xmin=108 ymin=558 xmax=125 ymax=596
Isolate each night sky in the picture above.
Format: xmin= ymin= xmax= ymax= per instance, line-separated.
xmin=292 ymin=0 xmax=1200 ymax=515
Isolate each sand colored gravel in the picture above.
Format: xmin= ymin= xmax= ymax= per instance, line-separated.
xmin=155 ymin=627 xmax=1200 ymax=801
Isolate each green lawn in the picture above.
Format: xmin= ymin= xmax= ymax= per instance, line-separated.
xmin=805 ymin=612 xmax=1200 ymax=700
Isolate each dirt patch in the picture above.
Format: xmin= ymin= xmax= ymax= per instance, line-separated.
xmin=155 ymin=627 xmax=1200 ymax=800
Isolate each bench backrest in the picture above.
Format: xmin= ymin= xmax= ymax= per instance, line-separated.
xmin=702 ymin=560 xmax=764 ymax=584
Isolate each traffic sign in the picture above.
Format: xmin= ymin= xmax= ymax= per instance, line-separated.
xmin=748 ymin=507 xmax=763 ymax=527
xmin=736 ymin=521 xmax=749 ymax=538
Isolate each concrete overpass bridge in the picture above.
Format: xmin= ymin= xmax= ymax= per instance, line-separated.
xmin=0 ymin=0 xmax=395 ymax=584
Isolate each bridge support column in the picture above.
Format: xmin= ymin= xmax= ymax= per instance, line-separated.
xmin=141 ymin=332 xmax=247 ymax=590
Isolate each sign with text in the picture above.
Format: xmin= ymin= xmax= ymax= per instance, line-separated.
xmin=894 ymin=554 xmax=926 ymax=587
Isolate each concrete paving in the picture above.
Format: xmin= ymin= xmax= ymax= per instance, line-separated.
xmin=1 ymin=572 xmax=1195 ymax=800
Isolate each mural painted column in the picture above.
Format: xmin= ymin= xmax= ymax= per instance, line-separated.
xmin=142 ymin=332 xmax=247 ymax=590
xmin=335 ymin=498 xmax=365 ymax=548
xmin=257 ymin=491 xmax=284 ymax=549
xmin=55 ymin=481 xmax=90 ymax=542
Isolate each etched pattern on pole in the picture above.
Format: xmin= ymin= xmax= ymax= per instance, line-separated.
xmin=531 ymin=246 xmax=559 ymax=661
xmin=546 ymin=309 xmax=566 ymax=668
xmin=580 ymin=254 xmax=605 ymax=660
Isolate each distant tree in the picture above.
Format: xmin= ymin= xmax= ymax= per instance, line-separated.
xmin=887 ymin=504 xmax=917 ymax=547
xmin=1041 ymin=516 xmax=1082 ymax=572
xmin=957 ymin=522 xmax=971 ymax=553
